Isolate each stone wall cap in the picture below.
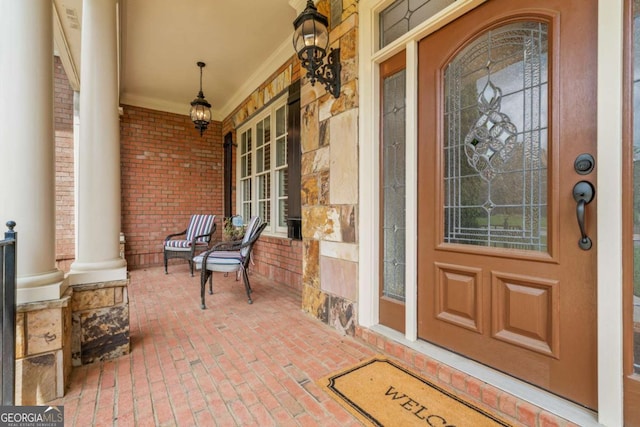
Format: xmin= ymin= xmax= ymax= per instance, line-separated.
xmin=17 ymin=291 xmax=72 ymax=312
xmin=71 ymin=278 xmax=130 ymax=292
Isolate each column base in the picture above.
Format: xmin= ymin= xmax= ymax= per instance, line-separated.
xmin=15 ymin=277 xmax=131 ymax=405
xmin=67 ymin=263 xmax=127 ymax=286
xmin=15 ymin=289 xmax=72 ymax=405
xmin=70 ymin=278 xmax=130 ymax=366
xmin=16 ymin=270 xmax=67 ymax=305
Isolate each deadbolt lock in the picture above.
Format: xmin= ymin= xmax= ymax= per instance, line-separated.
xmin=574 ymin=153 xmax=595 ymax=175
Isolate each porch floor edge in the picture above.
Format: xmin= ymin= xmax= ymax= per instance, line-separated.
xmin=361 ymin=324 xmax=601 ymax=427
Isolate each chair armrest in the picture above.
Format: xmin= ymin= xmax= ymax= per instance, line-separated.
xmin=204 ymin=237 xmax=253 ymax=258
xmin=210 ymin=223 xmax=266 ymax=252
xmin=165 ymin=229 xmax=188 ymax=242
xmin=211 ymin=239 xmax=243 ymax=251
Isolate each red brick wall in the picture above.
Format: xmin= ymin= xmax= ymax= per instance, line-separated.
xmin=53 ymin=56 xmax=302 ymax=291
xmin=54 ymin=56 xmax=75 ymax=272
xmin=253 ymin=237 xmax=303 ymax=294
xmin=120 ymin=105 xmax=224 ymax=269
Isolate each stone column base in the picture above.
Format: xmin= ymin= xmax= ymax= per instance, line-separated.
xmin=71 ymin=277 xmax=130 ymax=366
xmin=14 ymin=277 xmax=130 ymax=405
xmin=15 ymin=289 xmax=73 ymax=405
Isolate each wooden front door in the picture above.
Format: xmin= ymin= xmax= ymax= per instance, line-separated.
xmin=417 ymin=0 xmax=598 ymax=409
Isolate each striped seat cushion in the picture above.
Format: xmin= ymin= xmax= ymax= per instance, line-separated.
xmin=193 ymin=250 xmax=244 ymax=272
xmin=165 ymin=240 xmax=208 ymax=249
xmin=193 ymin=250 xmax=243 ymax=265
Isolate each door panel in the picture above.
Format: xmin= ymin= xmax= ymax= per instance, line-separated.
xmin=417 ymin=0 xmax=597 ymax=409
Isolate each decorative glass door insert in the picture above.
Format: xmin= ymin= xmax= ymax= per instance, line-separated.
xmin=379 ymin=51 xmax=407 ymax=333
xmin=443 ymin=21 xmax=548 ymax=252
xmin=382 ymin=68 xmax=407 ymax=303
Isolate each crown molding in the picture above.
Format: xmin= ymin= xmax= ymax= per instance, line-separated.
xmin=288 ymin=0 xmax=308 ymax=14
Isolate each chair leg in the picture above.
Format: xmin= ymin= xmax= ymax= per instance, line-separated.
xmin=208 ymin=274 xmax=213 ymax=295
xmin=241 ymin=268 xmax=253 ymax=304
xmin=200 ymin=270 xmax=210 ymax=309
xmin=164 ymin=251 xmax=168 ymax=274
xmin=189 ymin=260 xmax=194 ymax=277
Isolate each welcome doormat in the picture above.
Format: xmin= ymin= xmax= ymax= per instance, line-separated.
xmin=319 ymin=356 xmax=512 ymax=427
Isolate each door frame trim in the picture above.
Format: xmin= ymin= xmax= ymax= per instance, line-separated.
xmin=596 ymin=0 xmax=624 ymax=425
xmin=358 ymin=0 xmax=624 ymax=425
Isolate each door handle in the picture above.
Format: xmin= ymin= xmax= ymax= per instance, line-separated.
xmin=572 ymin=181 xmax=595 ymax=250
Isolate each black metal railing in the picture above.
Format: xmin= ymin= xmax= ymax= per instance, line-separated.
xmin=0 ymin=221 xmax=16 ymax=405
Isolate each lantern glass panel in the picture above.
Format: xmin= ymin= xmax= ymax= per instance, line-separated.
xmin=294 ymin=18 xmax=328 ymax=53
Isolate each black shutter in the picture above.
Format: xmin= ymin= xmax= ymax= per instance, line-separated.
xmin=286 ymin=80 xmax=302 ymax=239
xmin=223 ymin=132 xmax=234 ymax=218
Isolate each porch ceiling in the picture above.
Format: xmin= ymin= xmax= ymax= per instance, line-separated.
xmin=53 ymin=0 xmax=300 ymax=121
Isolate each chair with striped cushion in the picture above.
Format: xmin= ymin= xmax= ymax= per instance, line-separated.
xmin=164 ymin=214 xmax=216 ymax=276
xmin=193 ymin=216 xmax=266 ymax=308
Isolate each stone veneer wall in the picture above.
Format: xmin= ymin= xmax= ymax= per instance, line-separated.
xmin=70 ymin=279 xmax=130 ymax=366
xmin=15 ymin=292 xmax=72 ymax=405
xmin=221 ymin=58 xmax=304 ymax=292
xmin=299 ymin=0 xmax=359 ymax=336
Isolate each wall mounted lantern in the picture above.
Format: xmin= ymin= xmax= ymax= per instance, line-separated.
xmin=190 ymin=61 xmax=212 ymax=136
xmin=292 ymin=0 xmax=341 ymax=98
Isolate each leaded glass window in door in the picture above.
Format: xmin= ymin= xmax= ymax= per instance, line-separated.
xmin=443 ymin=21 xmax=548 ymax=252
xmin=382 ymin=68 xmax=406 ymax=302
xmin=379 ymin=0 xmax=456 ymax=49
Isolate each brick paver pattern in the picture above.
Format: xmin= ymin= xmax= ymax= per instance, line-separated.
xmin=51 ymin=265 xmax=372 ymax=426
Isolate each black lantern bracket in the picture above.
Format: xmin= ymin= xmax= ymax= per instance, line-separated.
xmin=293 ymin=0 xmax=341 ymax=98
xmin=302 ymin=47 xmax=341 ymax=98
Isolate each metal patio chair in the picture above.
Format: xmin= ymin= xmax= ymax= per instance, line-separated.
xmin=164 ymin=214 xmax=216 ymax=276
xmin=194 ymin=216 xmax=267 ymax=309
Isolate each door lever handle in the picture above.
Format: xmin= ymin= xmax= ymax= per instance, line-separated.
xmin=572 ymin=181 xmax=595 ymax=250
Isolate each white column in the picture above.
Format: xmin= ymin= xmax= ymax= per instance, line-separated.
xmin=68 ymin=0 xmax=127 ymax=284
xmin=0 ymin=0 xmax=66 ymax=303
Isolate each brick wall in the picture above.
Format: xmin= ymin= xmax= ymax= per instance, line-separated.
xmin=54 ymin=56 xmax=75 ymax=272
xmin=120 ymin=105 xmax=224 ymax=269
xmin=53 ymin=55 xmax=302 ymax=291
xmin=253 ymin=237 xmax=303 ymax=294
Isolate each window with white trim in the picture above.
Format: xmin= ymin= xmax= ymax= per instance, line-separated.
xmin=237 ymin=96 xmax=288 ymax=234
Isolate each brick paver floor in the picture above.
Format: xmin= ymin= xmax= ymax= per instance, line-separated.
xmin=51 ymin=264 xmax=374 ymax=426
